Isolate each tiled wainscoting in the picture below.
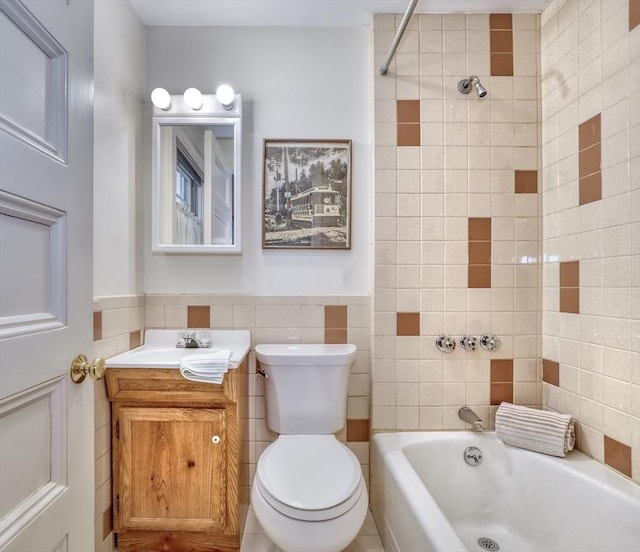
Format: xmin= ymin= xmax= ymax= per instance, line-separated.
xmin=93 ymin=295 xmax=145 ymax=552
xmin=93 ymin=294 xmax=372 ymax=551
xmin=144 ymin=294 xmax=372 ymax=502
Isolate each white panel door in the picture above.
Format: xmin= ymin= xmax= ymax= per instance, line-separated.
xmin=205 ymin=130 xmax=234 ymax=245
xmin=0 ymin=0 xmax=94 ymax=551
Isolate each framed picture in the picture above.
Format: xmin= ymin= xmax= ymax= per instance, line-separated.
xmin=262 ymin=139 xmax=352 ymax=249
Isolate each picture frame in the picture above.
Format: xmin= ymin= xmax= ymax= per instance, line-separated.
xmin=262 ymin=139 xmax=352 ymax=249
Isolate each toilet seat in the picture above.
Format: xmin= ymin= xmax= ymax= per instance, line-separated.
xmin=255 ymin=435 xmax=364 ymax=522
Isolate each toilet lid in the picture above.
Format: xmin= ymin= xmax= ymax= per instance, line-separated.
xmin=255 ymin=435 xmax=363 ymax=521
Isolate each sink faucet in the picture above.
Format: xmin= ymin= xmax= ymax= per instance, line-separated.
xmin=176 ymin=331 xmax=211 ymax=349
xmin=459 ymin=407 xmax=483 ymax=431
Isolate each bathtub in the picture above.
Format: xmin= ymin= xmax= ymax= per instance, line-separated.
xmin=372 ymin=431 xmax=640 ymax=552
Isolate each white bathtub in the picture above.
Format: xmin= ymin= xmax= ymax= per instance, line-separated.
xmin=372 ymin=431 xmax=640 ymax=552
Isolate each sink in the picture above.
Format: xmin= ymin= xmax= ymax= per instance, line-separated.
xmin=129 ymin=347 xmax=232 ymax=363
xmin=106 ymin=329 xmax=251 ymax=368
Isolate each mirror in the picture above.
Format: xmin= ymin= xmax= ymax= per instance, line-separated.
xmin=152 ymin=94 xmax=242 ymax=253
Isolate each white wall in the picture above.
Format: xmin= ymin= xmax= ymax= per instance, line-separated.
xmin=144 ymin=26 xmax=372 ymax=294
xmin=93 ymin=0 xmax=145 ymax=297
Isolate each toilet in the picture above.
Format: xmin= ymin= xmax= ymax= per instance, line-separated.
xmin=251 ymin=344 xmax=368 ymax=552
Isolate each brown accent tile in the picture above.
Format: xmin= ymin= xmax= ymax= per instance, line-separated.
xmin=103 ymin=506 xmax=113 ymax=540
xmin=491 ymin=359 xmax=514 ymax=382
xmin=325 ymin=328 xmax=348 ymax=344
xmin=187 ymin=305 xmax=210 ymax=328
xmin=579 ymin=172 xmax=602 ymax=205
xmin=631 ymin=0 xmax=640 ymax=31
xmin=468 ymin=217 xmax=493 ymax=289
xmin=468 ymin=265 xmax=491 ymax=288
xmin=491 ymin=382 xmax=513 ymax=405
xmin=578 ymin=114 xmax=601 ymax=206
xmin=468 ymin=217 xmax=492 ymax=241
xmin=559 ymin=287 xmax=580 ymax=314
xmin=491 ymin=53 xmax=514 ymax=76
xmin=489 ymin=13 xmax=513 ymax=30
xmin=469 ymin=241 xmax=491 ymax=264
xmin=346 ymin=419 xmax=370 ymax=442
xmin=490 ymin=13 xmax=512 ymax=29
xmin=578 ymin=114 xmax=601 ymax=150
xmin=397 ymin=99 xmax=420 ymax=123
xmin=397 ymin=123 xmax=421 ymax=146
xmin=542 ymin=359 xmax=560 ymax=387
xmin=559 ymin=261 xmax=580 ymax=287
xmin=397 ymin=312 xmax=420 ymax=336
xmin=490 ymin=29 xmax=513 ymax=53
xmin=129 ymin=330 xmax=141 ymax=350
xmin=325 ymin=305 xmax=347 ymax=329
xmin=578 ymin=143 xmax=601 ymax=178
xmin=604 ymin=436 xmax=632 ymax=477
xmin=515 ymin=170 xmax=538 ymax=193
xmin=93 ymin=311 xmax=102 ymax=342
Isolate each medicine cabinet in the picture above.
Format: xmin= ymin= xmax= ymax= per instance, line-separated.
xmin=151 ymin=94 xmax=242 ymax=253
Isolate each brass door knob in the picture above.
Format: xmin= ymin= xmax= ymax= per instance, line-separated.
xmin=70 ymin=354 xmax=106 ymax=383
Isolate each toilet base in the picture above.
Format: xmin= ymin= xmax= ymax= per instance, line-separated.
xmin=250 ymin=478 xmax=368 ymax=552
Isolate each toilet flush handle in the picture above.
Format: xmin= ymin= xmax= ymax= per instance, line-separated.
xmin=257 ymin=362 xmax=269 ymax=378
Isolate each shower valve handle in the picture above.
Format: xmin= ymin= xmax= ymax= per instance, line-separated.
xmin=436 ymin=335 xmax=456 ymax=353
xmin=480 ymin=333 xmax=502 ymax=352
xmin=460 ymin=335 xmax=478 ymax=351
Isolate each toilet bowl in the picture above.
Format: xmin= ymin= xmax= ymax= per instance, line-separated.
xmin=251 ymin=435 xmax=368 ymax=552
xmin=251 ymin=344 xmax=367 ymax=552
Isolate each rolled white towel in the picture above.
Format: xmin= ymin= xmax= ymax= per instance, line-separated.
xmin=495 ymin=402 xmax=575 ymax=457
xmin=179 ymin=350 xmax=232 ymax=384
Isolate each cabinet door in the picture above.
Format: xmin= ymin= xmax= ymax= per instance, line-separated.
xmin=117 ymin=407 xmax=227 ymax=532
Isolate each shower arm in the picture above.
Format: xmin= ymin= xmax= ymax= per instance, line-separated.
xmin=379 ymin=0 xmax=419 ymax=76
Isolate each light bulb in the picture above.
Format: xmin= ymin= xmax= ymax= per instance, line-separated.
xmin=183 ymin=87 xmax=203 ymax=111
xmin=216 ymin=84 xmax=235 ymax=110
xmin=150 ymin=87 xmax=171 ymax=111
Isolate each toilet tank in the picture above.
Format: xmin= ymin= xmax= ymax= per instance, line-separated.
xmin=255 ymin=344 xmax=356 ymax=434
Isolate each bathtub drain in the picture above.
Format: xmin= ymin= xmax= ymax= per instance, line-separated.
xmin=477 ymin=537 xmax=500 ymax=551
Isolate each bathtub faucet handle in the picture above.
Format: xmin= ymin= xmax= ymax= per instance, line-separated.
xmin=436 ymin=335 xmax=456 ymax=353
xmin=460 ymin=335 xmax=478 ymax=351
xmin=479 ymin=333 xmax=501 ymax=352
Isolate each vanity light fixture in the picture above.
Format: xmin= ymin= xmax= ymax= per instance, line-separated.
xmin=183 ymin=87 xmax=203 ymax=111
xmin=150 ymin=87 xmax=171 ymax=111
xmin=216 ymin=84 xmax=235 ymax=110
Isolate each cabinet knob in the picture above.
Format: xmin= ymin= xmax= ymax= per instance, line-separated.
xmin=211 ymin=435 xmax=221 ymax=444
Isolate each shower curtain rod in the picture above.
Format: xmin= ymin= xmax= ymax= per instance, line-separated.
xmin=379 ymin=0 xmax=419 ymax=75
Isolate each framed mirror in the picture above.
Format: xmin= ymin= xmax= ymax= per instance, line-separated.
xmin=151 ymin=93 xmax=242 ymax=253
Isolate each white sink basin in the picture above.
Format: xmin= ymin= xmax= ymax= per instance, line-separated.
xmin=106 ymin=330 xmax=251 ymax=368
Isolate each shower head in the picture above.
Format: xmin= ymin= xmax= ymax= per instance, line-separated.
xmin=457 ymin=76 xmax=487 ymax=98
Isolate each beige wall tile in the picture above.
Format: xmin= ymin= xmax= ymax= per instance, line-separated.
xmin=371 ymin=7 xmax=638 ymax=482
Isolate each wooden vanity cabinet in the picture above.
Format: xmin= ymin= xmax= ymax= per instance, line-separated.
xmin=106 ymin=359 xmax=247 ymax=552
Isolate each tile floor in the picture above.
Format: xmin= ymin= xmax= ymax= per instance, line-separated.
xmin=240 ymin=507 xmax=385 ymax=552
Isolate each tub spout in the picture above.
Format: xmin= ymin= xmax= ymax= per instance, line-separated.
xmin=459 ymin=407 xmax=483 ymax=431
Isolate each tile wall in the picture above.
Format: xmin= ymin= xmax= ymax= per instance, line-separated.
xmin=92 ymin=295 xmax=145 ymax=552
xmin=373 ymin=13 xmax=543 ymax=431
xmin=540 ymin=0 xmax=640 ymax=482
